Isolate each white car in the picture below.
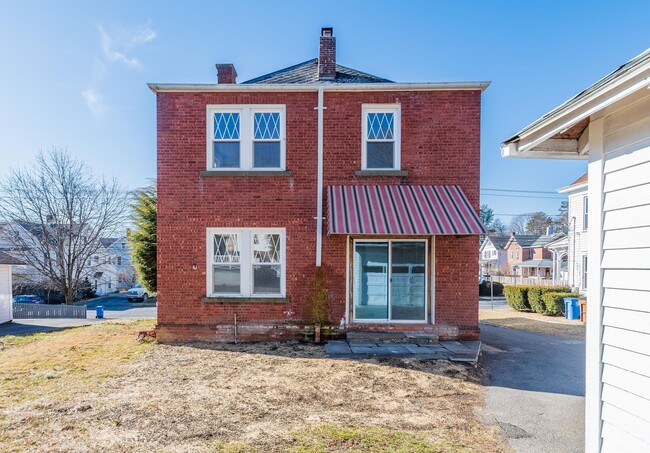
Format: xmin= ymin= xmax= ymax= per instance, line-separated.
xmin=126 ymin=284 xmax=149 ymax=302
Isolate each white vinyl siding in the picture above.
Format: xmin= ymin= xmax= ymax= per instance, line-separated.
xmin=566 ymin=187 xmax=589 ymax=291
xmin=0 ymin=265 xmax=12 ymax=324
xmin=597 ymin=92 xmax=650 ymax=451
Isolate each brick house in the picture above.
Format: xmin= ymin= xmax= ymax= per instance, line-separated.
xmin=504 ymin=232 xmax=563 ymax=278
xmin=149 ymin=28 xmax=489 ymax=342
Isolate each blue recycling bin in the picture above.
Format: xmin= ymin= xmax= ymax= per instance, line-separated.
xmin=95 ymin=306 xmax=104 ymax=319
xmin=564 ymin=298 xmax=580 ymax=320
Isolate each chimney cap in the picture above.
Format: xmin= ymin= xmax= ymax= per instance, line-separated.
xmin=321 ymin=27 xmax=333 ymax=37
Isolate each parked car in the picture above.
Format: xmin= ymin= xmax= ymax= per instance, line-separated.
xmin=13 ymin=295 xmax=45 ymax=304
xmin=126 ymin=284 xmax=149 ymax=302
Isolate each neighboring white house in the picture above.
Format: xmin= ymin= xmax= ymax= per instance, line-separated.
xmin=502 ymin=48 xmax=650 ymax=452
xmin=479 ymin=234 xmax=509 ymax=277
xmin=0 ymin=221 xmax=135 ymax=297
xmin=92 ymin=237 xmax=136 ymax=295
xmin=0 ymin=251 xmax=25 ymax=324
xmin=557 ymin=173 xmax=589 ymax=292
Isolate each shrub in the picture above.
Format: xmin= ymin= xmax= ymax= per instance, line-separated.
xmin=528 ymin=286 xmax=570 ymax=313
xmin=479 ymin=281 xmax=504 ymax=297
xmin=504 ymin=285 xmax=532 ymax=311
xmin=542 ymin=292 xmax=581 ymax=316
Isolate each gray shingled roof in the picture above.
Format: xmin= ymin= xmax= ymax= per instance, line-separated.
xmin=508 ymin=235 xmax=540 ymax=247
xmin=486 ymin=235 xmax=510 ymax=250
xmin=0 ymin=251 xmax=25 ymax=265
xmin=243 ymin=59 xmax=393 ymax=84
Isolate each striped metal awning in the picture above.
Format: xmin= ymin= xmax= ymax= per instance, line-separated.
xmin=327 ymin=185 xmax=487 ymax=235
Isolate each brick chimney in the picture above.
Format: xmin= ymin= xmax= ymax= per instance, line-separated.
xmin=216 ymin=64 xmax=237 ymax=84
xmin=318 ymin=27 xmax=336 ymax=81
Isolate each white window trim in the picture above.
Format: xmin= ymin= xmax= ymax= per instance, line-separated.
xmin=361 ymin=104 xmax=401 ymax=170
xmin=583 ymin=195 xmax=588 ymax=231
xmin=206 ymin=227 xmax=286 ymax=298
xmin=206 ymin=105 xmax=286 ymax=171
xmin=351 ymin=238 xmax=428 ymax=324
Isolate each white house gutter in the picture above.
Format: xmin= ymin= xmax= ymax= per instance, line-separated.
xmin=147 ymin=81 xmax=490 ymax=93
xmin=315 ymin=88 xmax=324 ymax=267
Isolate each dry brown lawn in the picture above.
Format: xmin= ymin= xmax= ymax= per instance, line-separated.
xmin=0 ymin=320 xmax=508 ymax=452
xmin=480 ymin=308 xmax=585 ymax=339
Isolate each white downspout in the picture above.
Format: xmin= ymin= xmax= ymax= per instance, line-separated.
xmin=315 ymin=87 xmax=324 ymax=266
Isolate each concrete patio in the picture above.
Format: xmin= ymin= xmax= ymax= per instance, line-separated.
xmin=325 ymin=338 xmax=481 ymax=362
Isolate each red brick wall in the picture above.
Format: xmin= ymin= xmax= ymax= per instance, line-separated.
xmin=156 ymin=89 xmax=482 ymax=341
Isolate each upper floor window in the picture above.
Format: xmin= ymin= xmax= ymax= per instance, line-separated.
xmin=583 ymin=196 xmax=588 ymax=230
xmin=207 ymin=105 xmax=286 ymax=171
xmin=362 ymin=105 xmax=401 ymax=170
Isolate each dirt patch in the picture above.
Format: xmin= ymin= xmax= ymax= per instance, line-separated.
xmin=480 ymin=308 xmax=585 ymax=339
xmin=1 ymin=323 xmax=508 ymax=452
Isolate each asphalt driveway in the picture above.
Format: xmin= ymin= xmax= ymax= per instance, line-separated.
xmin=0 ymin=294 xmax=156 ymax=337
xmin=480 ymin=323 xmax=585 ymax=453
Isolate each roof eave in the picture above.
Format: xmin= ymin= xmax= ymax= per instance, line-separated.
xmin=147 ymin=81 xmax=491 ymax=94
xmin=557 ymin=181 xmax=588 ymax=193
xmin=502 ymin=53 xmax=650 ymax=160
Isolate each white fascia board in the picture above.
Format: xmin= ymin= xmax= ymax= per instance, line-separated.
xmin=557 ymin=181 xmax=588 ymax=194
xmin=147 ymin=81 xmax=491 ymax=94
xmin=502 ymin=68 xmax=650 ymax=160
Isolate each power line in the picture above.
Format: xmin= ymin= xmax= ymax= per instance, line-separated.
xmin=481 ymin=193 xmax=565 ymax=200
xmin=481 ymin=187 xmax=561 ymax=195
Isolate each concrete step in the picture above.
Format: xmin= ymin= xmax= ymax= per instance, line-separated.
xmin=346 ymin=331 xmax=439 ymax=344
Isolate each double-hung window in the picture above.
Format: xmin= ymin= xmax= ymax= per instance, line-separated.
xmin=207 ymin=228 xmax=285 ymax=297
xmin=583 ymin=196 xmax=588 ymax=230
xmin=362 ymin=104 xmax=401 ymax=170
xmin=208 ymin=105 xmax=286 ymax=171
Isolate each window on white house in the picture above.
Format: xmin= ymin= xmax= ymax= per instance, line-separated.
xmin=362 ymin=105 xmax=401 ymax=170
xmin=582 ymin=255 xmax=588 ymax=289
xmin=583 ymin=196 xmax=588 ymax=230
xmin=117 ymin=256 xmax=122 ymax=266
xmin=208 ymin=106 xmax=285 ymax=170
xmin=208 ymin=228 xmax=285 ymax=297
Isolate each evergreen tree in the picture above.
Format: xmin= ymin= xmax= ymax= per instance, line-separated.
xmin=129 ymin=182 xmax=157 ymax=293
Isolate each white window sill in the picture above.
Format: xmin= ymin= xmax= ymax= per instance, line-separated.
xmin=202 ymin=296 xmax=290 ymax=303
xmin=200 ymin=170 xmax=292 ymax=177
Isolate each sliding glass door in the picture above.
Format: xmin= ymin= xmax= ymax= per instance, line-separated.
xmin=353 ymin=240 xmax=427 ymax=322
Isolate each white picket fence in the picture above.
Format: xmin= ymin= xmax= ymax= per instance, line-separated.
xmin=13 ymin=302 xmax=87 ymax=319
xmin=491 ymin=276 xmax=569 ymax=287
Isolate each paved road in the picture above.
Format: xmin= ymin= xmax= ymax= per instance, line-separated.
xmin=480 ymin=323 xmax=585 ymax=453
xmin=0 ymin=294 xmax=156 ymax=337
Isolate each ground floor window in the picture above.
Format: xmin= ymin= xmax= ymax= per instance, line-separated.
xmin=353 ymin=239 xmax=427 ymax=322
xmin=582 ymin=255 xmax=588 ymax=289
xmin=207 ymin=228 xmax=285 ymax=297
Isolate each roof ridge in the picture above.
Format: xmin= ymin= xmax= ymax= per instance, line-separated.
xmin=242 ymin=59 xmax=317 ymax=84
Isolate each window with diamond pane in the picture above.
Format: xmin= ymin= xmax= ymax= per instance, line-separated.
xmin=253 ymin=112 xmax=281 ymax=168
xmin=213 ymin=112 xmax=241 ymax=168
xmin=367 ymin=113 xmax=394 ymax=140
xmin=213 ymin=113 xmax=240 ymax=140
xmin=253 ymin=233 xmax=281 ymax=294
xmin=213 ymin=233 xmax=240 ymax=293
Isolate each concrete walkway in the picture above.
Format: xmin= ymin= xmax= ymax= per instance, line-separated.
xmin=325 ymin=339 xmax=481 ymax=362
xmin=480 ymin=323 xmax=585 ymax=453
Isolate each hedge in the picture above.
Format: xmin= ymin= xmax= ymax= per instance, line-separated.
xmin=503 ymin=285 xmax=531 ymax=311
xmin=528 ymin=286 xmax=570 ymax=314
xmin=541 ymin=292 xmax=581 ymax=315
xmin=479 ymin=281 xmax=504 ymax=297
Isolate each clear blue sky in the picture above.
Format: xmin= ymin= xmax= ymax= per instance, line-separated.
xmin=1 ymin=1 xmax=649 ymax=224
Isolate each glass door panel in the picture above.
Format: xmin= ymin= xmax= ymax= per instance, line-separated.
xmin=354 ymin=242 xmax=389 ymax=320
xmin=390 ymin=242 xmax=426 ymax=321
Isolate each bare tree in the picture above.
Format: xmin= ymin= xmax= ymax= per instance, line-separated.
xmin=0 ymin=149 xmax=127 ymax=304
xmin=526 ymin=211 xmax=554 ymax=235
xmin=509 ymin=213 xmax=532 ymax=235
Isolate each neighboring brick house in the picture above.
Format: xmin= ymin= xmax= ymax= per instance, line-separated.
xmin=504 ymin=232 xmax=563 ymax=278
xmin=149 ymin=28 xmax=489 ymax=342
